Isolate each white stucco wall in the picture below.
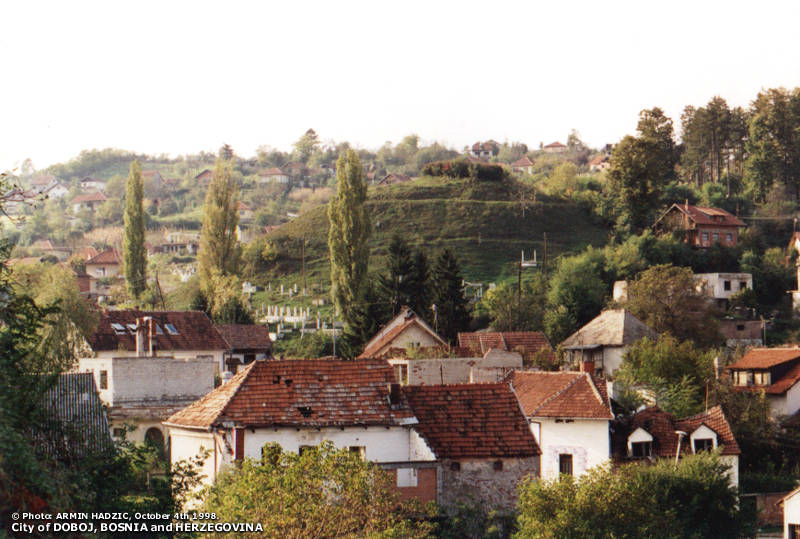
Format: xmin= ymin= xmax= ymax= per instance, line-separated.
xmin=602 ymin=346 xmax=627 ymax=378
xmin=719 ymin=455 xmax=739 ymax=489
xmin=532 ymin=418 xmax=610 ymax=480
xmin=766 ymin=382 xmax=800 ymax=420
xmin=169 ymin=427 xmax=229 ymax=492
xmin=784 ymin=489 xmax=800 ymax=538
xmin=94 ymin=350 xmax=226 ymax=375
xmin=110 ymin=418 xmax=166 ymax=444
xmin=695 ymin=273 xmax=752 ymax=300
xmin=377 ymin=325 xmax=442 ymax=356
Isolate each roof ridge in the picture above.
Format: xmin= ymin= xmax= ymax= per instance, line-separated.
xmin=213 ymin=362 xmax=257 ymax=426
xmin=532 ymin=373 xmax=583 ymax=415
xmin=585 ymin=373 xmax=606 ymax=407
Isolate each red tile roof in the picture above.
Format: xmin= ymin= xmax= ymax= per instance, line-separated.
xmin=260 ymin=167 xmax=285 ymax=176
xmin=511 ymin=156 xmax=535 ymax=167
xmin=727 ymin=348 xmax=800 ymax=370
xmin=360 ymin=307 xmax=446 ymax=359
xmin=544 ymin=141 xmax=566 ymax=149
xmin=612 ymin=406 xmax=740 ymax=458
xmin=237 ymin=201 xmax=251 ymax=211
xmin=87 ymin=310 xmax=229 ymax=353
xmin=404 ymin=383 xmax=540 ymax=459
xmin=215 ymin=324 xmax=272 ymax=352
xmin=458 ymin=331 xmax=555 ymax=362
xmin=86 ymin=248 xmax=121 ymax=266
xmin=72 ymin=192 xmax=108 ymax=204
xmin=165 ymin=358 xmax=415 ymax=429
xmin=661 ymin=203 xmax=746 ymax=228
xmin=510 ymin=371 xmax=613 ymax=419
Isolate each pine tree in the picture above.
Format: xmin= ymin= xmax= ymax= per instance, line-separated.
xmin=377 ymin=234 xmax=415 ymax=317
xmin=198 ymin=158 xmax=240 ymax=289
xmin=430 ymin=249 xmax=470 ymax=342
xmin=328 ymin=150 xmax=370 ymax=328
xmin=408 ymin=249 xmax=431 ymax=320
xmin=123 ymin=160 xmax=147 ymax=299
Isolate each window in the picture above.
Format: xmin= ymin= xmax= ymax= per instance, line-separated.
xmin=693 ymin=438 xmax=714 ymax=453
xmin=493 ymin=460 xmax=503 ymax=471
xmin=736 ymin=324 xmax=745 ymax=331
xmin=394 ymin=364 xmax=408 ymax=385
xmin=701 ymin=232 xmax=709 ymax=242
xmin=740 ymin=281 xmax=747 ymax=290
xmin=734 ymin=371 xmax=752 ymax=386
xmin=631 ymin=441 xmax=652 ymax=458
xmin=726 ymin=233 xmax=733 ymax=243
xmin=450 ymin=461 xmax=461 ymax=471
xmin=164 ymin=323 xmax=179 ymax=335
xmin=111 ymin=323 xmax=126 ymax=335
xmin=754 ymin=371 xmax=771 ymax=386
xmin=559 ymin=454 xmax=573 ymax=476
xmin=155 ymin=324 xmax=164 ymax=335
xmin=99 ymin=370 xmax=108 ymax=390
xmin=126 ymin=323 xmax=137 ymax=334
xmin=712 ymin=232 xmax=719 ymax=242
xmin=298 ymin=445 xmax=314 ymax=456
xmin=724 ymin=280 xmax=731 ymax=291
xmin=349 ymin=446 xmax=366 ymax=460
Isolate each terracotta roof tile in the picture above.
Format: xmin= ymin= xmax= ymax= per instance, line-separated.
xmin=72 ymin=192 xmax=108 ymax=203
xmin=360 ymin=307 xmax=446 ymax=359
xmin=87 ymin=310 xmax=229 ymax=353
xmin=510 ymin=371 xmax=613 ymax=419
xmin=458 ymin=331 xmax=555 ymax=362
xmin=727 ymin=348 xmax=800 ymax=370
xmin=404 ymin=383 xmax=540 ymax=459
xmin=165 ymin=358 xmax=415 ymax=429
xmin=86 ymin=248 xmax=121 ymax=265
xmin=661 ymin=203 xmax=746 ymax=228
xmin=215 ymin=324 xmax=272 ymax=352
xmin=511 ymin=156 xmax=535 ymax=167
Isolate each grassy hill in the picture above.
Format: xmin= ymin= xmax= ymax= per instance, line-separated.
xmin=254 ymin=176 xmax=611 ymax=293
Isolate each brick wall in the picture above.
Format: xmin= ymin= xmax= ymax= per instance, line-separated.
xmin=439 ymin=456 xmax=540 ymax=510
xmin=385 ymin=466 xmax=438 ymax=504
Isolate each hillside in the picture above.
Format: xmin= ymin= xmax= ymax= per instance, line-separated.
xmin=256 ymin=176 xmax=611 ymax=291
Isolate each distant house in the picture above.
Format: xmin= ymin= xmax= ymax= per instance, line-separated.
xmin=80 ymin=177 xmax=106 ymax=192
xmin=611 ymin=406 xmax=740 ymax=488
xmin=543 ymin=141 xmax=567 ymax=154
xmin=283 ymin=161 xmax=309 ymax=181
xmin=84 ymin=310 xmax=230 ymax=374
xmin=377 ymin=173 xmax=412 ymax=186
xmin=359 ymin=307 xmax=448 ymax=359
xmin=195 ymin=169 xmax=213 ymax=185
xmin=31 ymin=239 xmax=71 ymax=261
xmin=781 ymin=486 xmax=800 ymax=538
xmin=589 ymin=155 xmax=610 ymax=172
xmin=718 ymin=319 xmax=763 ymax=348
xmin=654 ymin=203 xmax=746 ymax=248
xmin=561 ymin=309 xmax=656 ymax=378
xmin=47 ymin=182 xmax=70 ymax=199
xmin=30 ymin=174 xmax=59 ymax=194
xmin=726 ymin=348 xmax=800 ymax=419
xmin=388 ymin=350 xmax=523 ymax=386
xmin=85 ymin=248 xmax=121 ymax=279
xmin=72 ymin=192 xmax=108 ymax=213
xmin=164 ymin=358 xmax=438 ymax=502
xmin=511 ymin=156 xmax=535 ymax=175
xmin=694 ymin=272 xmax=753 ymax=309
xmin=404 ymin=383 xmax=541 ymax=509
xmin=258 ymin=168 xmax=290 ymax=184
xmin=141 ymin=170 xmax=163 ymax=191
xmin=215 ymin=324 xmax=273 ymax=373
xmin=458 ymin=331 xmax=555 ymax=365
xmin=511 ymin=371 xmax=613 ymax=479
xmin=469 ymin=141 xmax=499 ymax=159
xmin=236 ymin=201 xmax=253 ymax=221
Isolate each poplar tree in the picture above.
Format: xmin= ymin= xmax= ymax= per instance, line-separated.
xmin=198 ymin=158 xmax=240 ymax=288
xmin=328 ymin=150 xmax=370 ymax=328
xmin=123 ymin=160 xmax=147 ymax=299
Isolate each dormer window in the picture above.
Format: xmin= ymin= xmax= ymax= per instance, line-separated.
xmin=734 ymin=371 xmax=753 ymax=386
xmin=165 ymin=323 xmax=179 ymax=335
xmin=111 ymin=323 xmax=126 ymax=335
xmin=627 ymin=427 xmax=654 ymax=458
xmin=693 ymin=438 xmax=714 ymax=452
xmin=690 ymin=424 xmax=718 ymax=453
xmin=753 ymin=371 xmax=771 ymax=386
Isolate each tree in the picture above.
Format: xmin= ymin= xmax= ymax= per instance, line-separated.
xmin=484 ymin=275 xmax=547 ymax=332
xmin=123 ymin=160 xmax=147 ymax=299
xmin=201 ymin=442 xmax=432 ymax=538
xmin=328 ymin=150 xmax=371 ymax=329
xmin=625 ymin=264 xmax=722 ymax=348
xmin=515 ymin=453 xmax=744 ymax=539
xmin=198 ymin=158 xmax=240 ymax=288
xmin=378 ymin=234 xmax=416 ymax=318
xmin=293 ymin=128 xmax=320 ymax=163
xmin=408 ymin=249 xmax=432 ymax=319
xmin=431 ymin=249 xmax=470 ymax=342
xmin=546 ymin=248 xmax=607 ymax=332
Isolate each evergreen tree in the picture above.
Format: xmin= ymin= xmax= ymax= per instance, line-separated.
xmin=342 ymin=282 xmax=385 ymax=355
xmin=408 ymin=249 xmax=431 ymax=320
xmin=328 ymin=150 xmax=370 ymax=329
xmin=123 ymin=160 xmax=147 ymax=299
xmin=377 ymin=234 xmax=415 ymax=317
xmin=430 ymin=249 xmax=470 ymax=342
xmin=198 ymin=158 xmax=240 ymax=288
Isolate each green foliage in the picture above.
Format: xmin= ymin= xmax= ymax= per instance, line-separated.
xmin=201 ymin=442 xmax=433 ymax=538
xmin=515 ymin=453 xmax=744 ymax=539
xmin=123 ymin=160 xmax=147 ymax=299
xmin=546 ymin=247 xmax=607 ymax=331
xmin=422 ymin=158 xmax=509 ymax=182
xmin=328 ymin=150 xmax=371 ymax=328
xmin=431 ymin=249 xmax=471 ymax=342
xmin=274 ymin=330 xmax=334 ymax=359
xmin=437 ymin=500 xmax=517 ymax=539
xmin=740 ymin=247 xmax=794 ymax=309
xmin=292 ymin=128 xmax=320 ymax=163
xmin=198 ymin=157 xmax=241 ymax=287
xmin=483 ymin=275 xmax=547 ymax=332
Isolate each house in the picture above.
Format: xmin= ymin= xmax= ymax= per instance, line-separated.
xmin=510 ymin=370 xmax=613 ymax=479
xmin=236 ymin=201 xmax=253 ymax=221
xmin=781 ymin=486 xmax=800 ymax=538
xmin=388 ymin=350 xmax=523 ymax=386
xmin=377 ymin=173 xmax=412 ymax=186
xmin=71 ymin=192 xmax=108 ymax=213
xmin=654 ymin=203 xmax=746 ymax=248
xmin=258 ymin=167 xmax=290 ymax=184
xmin=195 ymin=169 xmax=213 ymax=185
xmin=694 ymin=272 xmax=753 ymax=308
xmin=404 ymin=383 xmax=540 ymax=509
xmin=79 ymin=320 xmax=216 ymax=446
xmin=141 ymin=170 xmax=163 ymax=191
xmin=611 ymin=406 xmax=740 ymax=488
xmin=458 ymin=331 xmax=555 ymax=366
xmin=718 ymin=319 xmax=763 ymax=348
xmin=511 ymin=156 xmax=535 ymax=175
xmin=589 ymin=155 xmax=610 ymax=172
xmin=283 ymin=161 xmax=309 ymax=182
xmin=543 ymin=141 xmax=567 ymax=154
xmin=76 ymin=246 xmax=99 ymax=261
xmin=469 ymin=141 xmax=499 ymax=159
xmin=30 ymin=174 xmax=59 ymax=193
xmin=35 ymin=372 xmax=113 ymax=459
xmin=85 ymin=248 xmax=121 ymax=279
xmin=80 ymin=177 xmax=106 ymax=192
xmin=164 ymin=358 xmax=438 ymax=502
xmin=215 ymin=324 xmax=273 ymax=373
xmin=31 ymin=239 xmax=71 ymax=261
xmin=726 ymin=347 xmax=800 ymax=418
xmin=46 ymin=182 xmax=70 ymax=199
xmin=84 ymin=310 xmax=230 ymax=374
xmin=561 ymin=309 xmax=657 ymax=378
xmin=359 ymin=307 xmax=448 ymax=359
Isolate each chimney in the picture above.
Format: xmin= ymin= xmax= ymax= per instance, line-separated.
xmin=135 ymin=317 xmax=152 ymax=357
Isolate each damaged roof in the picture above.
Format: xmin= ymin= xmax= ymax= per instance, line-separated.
xmin=510 ymin=371 xmax=613 ymax=419
xmin=562 ymin=309 xmax=656 ymax=348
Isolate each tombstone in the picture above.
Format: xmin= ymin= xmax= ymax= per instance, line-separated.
xmin=280 ymin=284 xmax=284 ymax=295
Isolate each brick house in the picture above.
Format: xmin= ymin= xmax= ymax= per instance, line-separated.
xmin=164 ymin=359 xmax=438 ymax=502
xmin=611 ymin=405 xmax=740 ymax=487
xmin=726 ymin=348 xmax=800 ymax=419
xmin=404 ymin=383 xmax=540 ymax=510
xmin=510 ymin=371 xmax=613 ymax=479
xmin=654 ymin=203 xmax=746 ymax=247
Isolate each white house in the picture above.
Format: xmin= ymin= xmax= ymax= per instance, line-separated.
xmin=83 ymin=310 xmax=230 ymax=374
xmin=214 ymin=324 xmax=273 ymax=373
xmin=359 ymin=307 xmax=448 ymax=359
xmin=258 ymin=167 xmax=290 ymax=184
xmin=727 ymin=347 xmax=800 ymax=419
xmin=781 ymin=486 xmax=800 ymax=538
xmin=388 ymin=350 xmax=523 ymax=386
xmin=510 ymin=371 xmax=613 ymax=480
xmin=164 ymin=358 xmax=438 ymax=500
xmin=694 ymin=272 xmax=753 ymax=307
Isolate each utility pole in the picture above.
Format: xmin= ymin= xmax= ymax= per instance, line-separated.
xmin=543 ymin=232 xmax=548 ymax=279
xmin=301 ymin=236 xmax=307 ymax=295
xmin=155 ymin=271 xmax=166 ymax=310
xmin=331 ymin=314 xmax=336 ymax=358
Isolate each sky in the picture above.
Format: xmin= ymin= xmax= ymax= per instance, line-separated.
xmin=2 ymin=0 xmax=800 ymax=172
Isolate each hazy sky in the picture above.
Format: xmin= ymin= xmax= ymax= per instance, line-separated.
xmin=2 ymin=0 xmax=800 ymax=172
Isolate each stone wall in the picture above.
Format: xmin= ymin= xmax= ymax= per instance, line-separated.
xmin=439 ymin=456 xmax=540 ymax=510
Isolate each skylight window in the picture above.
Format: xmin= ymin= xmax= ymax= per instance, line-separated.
xmin=111 ymin=323 xmax=126 ymax=335
xmin=126 ymin=323 xmax=137 ymax=334
xmin=155 ymin=324 xmax=164 ymax=335
xmin=164 ymin=323 xmax=179 ymax=335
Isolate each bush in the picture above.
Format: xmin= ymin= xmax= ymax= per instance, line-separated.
xmin=421 ymin=158 xmax=509 ymax=182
